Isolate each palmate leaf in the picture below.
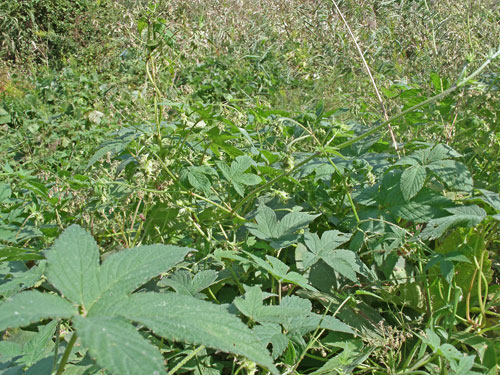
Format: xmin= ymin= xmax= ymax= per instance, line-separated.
xmin=158 ymin=269 xmax=218 ymax=299
xmin=235 ymin=289 xmax=353 ymax=337
xmin=217 ymin=155 xmax=261 ymax=197
xmin=245 ymin=252 xmax=315 ymax=291
xmin=246 ymin=205 xmax=319 ymax=249
xmin=0 ymin=291 xmax=76 ymax=331
xmin=43 ymin=224 xmax=191 ymax=314
xmin=73 ymin=316 xmax=166 ymax=375
xmin=296 ymin=231 xmax=369 ymax=282
xmin=115 ymin=292 xmax=278 ymax=375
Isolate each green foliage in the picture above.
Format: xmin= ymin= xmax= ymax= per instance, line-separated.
xmin=0 ymin=226 xmax=277 ymax=375
xmin=0 ymin=0 xmax=94 ymax=64
xmin=1 ymin=1 xmax=500 ymax=374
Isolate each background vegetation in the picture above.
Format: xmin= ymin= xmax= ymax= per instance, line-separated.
xmin=0 ymin=0 xmax=499 ymax=374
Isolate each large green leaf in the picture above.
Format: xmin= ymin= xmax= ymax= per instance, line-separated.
xmin=420 ymin=205 xmax=486 ymax=240
xmin=246 ymin=205 xmax=319 ymax=249
xmin=427 ymin=159 xmax=473 ymax=192
xmin=44 ymin=225 xmax=101 ymax=309
xmin=73 ymin=316 xmax=165 ymax=375
xmin=88 ymin=244 xmax=191 ymax=314
xmin=400 ymin=165 xmax=427 ymax=201
xmin=117 ymin=292 xmax=278 ymax=374
xmin=0 ymin=291 xmax=76 ymax=330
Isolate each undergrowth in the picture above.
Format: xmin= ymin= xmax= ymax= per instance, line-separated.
xmin=1 ymin=0 xmax=500 ymax=374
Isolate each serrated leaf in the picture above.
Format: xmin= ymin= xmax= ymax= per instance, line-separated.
xmin=159 ymin=269 xmax=217 ymax=299
xmin=88 ymin=244 xmax=191 ymax=314
xmin=300 ymin=231 xmax=352 ymax=269
xmin=233 ymin=286 xmax=266 ymax=322
xmin=245 ymin=253 xmax=315 ymax=291
xmin=73 ymin=316 xmax=165 ymax=375
xmin=252 ymin=323 xmax=288 ymax=359
xmin=420 ymin=205 xmax=486 ymax=240
xmin=299 ymin=231 xmax=369 ymax=282
xmin=400 ymin=165 xmax=427 ymax=201
xmin=0 ymin=291 xmax=76 ymax=331
xmin=246 ymin=205 xmax=319 ymax=249
xmin=117 ymin=293 xmax=278 ymax=374
xmin=23 ymin=320 xmax=57 ymax=367
xmin=0 ymin=262 xmax=45 ymax=298
xmin=478 ymin=189 xmax=500 ymax=212
xmin=217 ymin=156 xmax=261 ymax=197
xmin=181 ymin=166 xmax=216 ymax=195
xmin=427 ymin=159 xmax=473 ymax=192
xmin=44 ymin=225 xmax=100 ymax=309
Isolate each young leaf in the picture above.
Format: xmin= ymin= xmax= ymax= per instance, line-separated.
xmin=252 ymin=323 xmax=288 ymax=359
xmin=158 ymin=269 xmax=218 ymax=299
xmin=117 ymin=292 xmax=278 ymax=374
xmin=73 ymin=316 xmax=166 ymax=375
xmin=44 ymin=225 xmax=101 ymax=309
xmin=297 ymin=231 xmax=370 ymax=282
xmin=299 ymin=231 xmax=352 ymax=269
xmin=246 ymin=205 xmax=319 ymax=249
xmin=217 ymin=155 xmax=261 ymax=197
xmin=233 ymin=286 xmax=267 ymax=322
xmin=0 ymin=291 xmax=76 ymax=331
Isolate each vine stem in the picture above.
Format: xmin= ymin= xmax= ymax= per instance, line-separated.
xmin=55 ymin=332 xmax=78 ymax=375
xmin=167 ymin=345 xmax=205 ymax=375
xmin=228 ymin=46 xmax=500 ymax=218
xmin=331 ymin=0 xmax=399 ymax=154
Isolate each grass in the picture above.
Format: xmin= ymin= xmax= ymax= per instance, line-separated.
xmin=0 ymin=0 xmax=500 ymax=374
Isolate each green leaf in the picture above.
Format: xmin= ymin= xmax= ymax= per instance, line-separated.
xmin=245 ymin=253 xmax=315 ymax=291
xmin=246 ymin=205 xmax=319 ymax=249
xmin=233 ymin=286 xmax=267 ymax=322
xmin=0 ymin=183 xmax=11 ymax=202
xmin=0 ymin=291 xmax=76 ymax=330
xmin=297 ymin=231 xmax=370 ymax=282
xmin=158 ymin=269 xmax=218 ymax=299
xmin=181 ymin=166 xmax=216 ymax=195
xmin=73 ymin=316 xmax=166 ymax=375
xmin=23 ymin=320 xmax=57 ymax=367
xmin=298 ymin=231 xmax=352 ymax=269
xmin=0 ymin=107 xmax=11 ymax=125
xmin=217 ymin=156 xmax=261 ymax=197
xmin=421 ymin=205 xmax=486 ymax=240
xmin=0 ymin=262 xmax=45 ymax=298
xmin=44 ymin=225 xmax=101 ymax=309
xmin=478 ymin=189 xmax=500 ymax=212
xmin=400 ymin=165 xmax=427 ymax=201
xmin=88 ymin=244 xmax=191 ymax=314
xmin=117 ymin=293 xmax=278 ymax=374
xmin=427 ymin=159 xmax=473 ymax=192
xmin=252 ymin=323 xmax=288 ymax=359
